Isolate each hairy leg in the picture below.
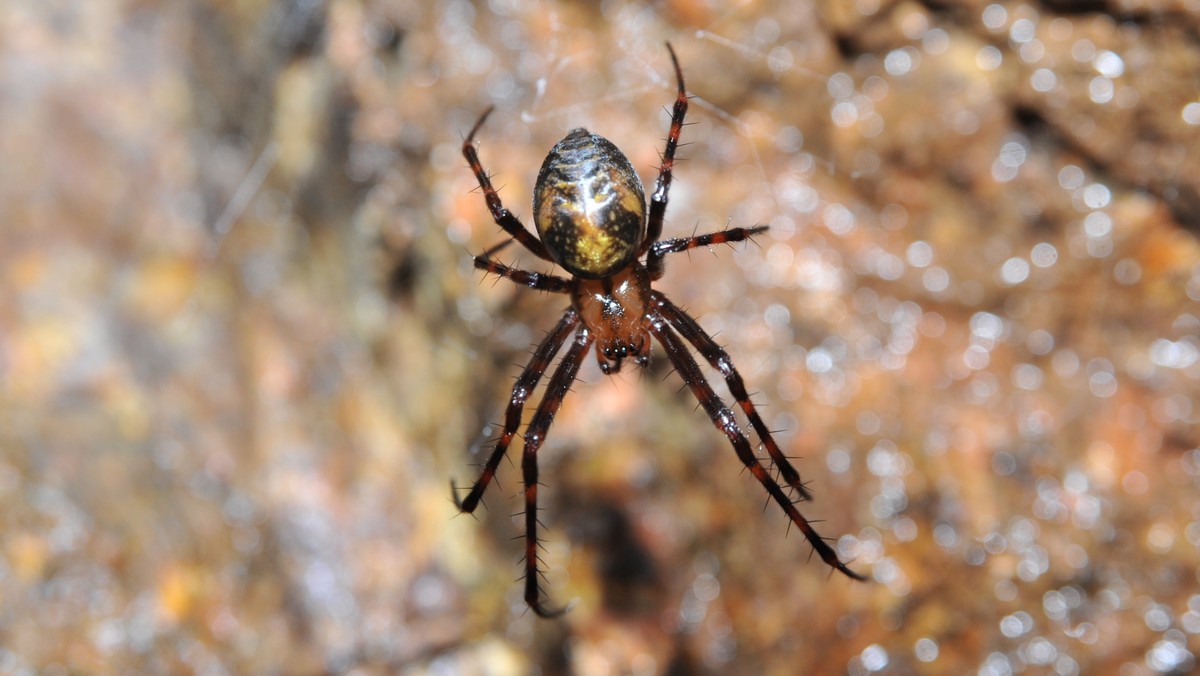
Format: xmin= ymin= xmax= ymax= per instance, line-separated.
xmin=518 ymin=327 xmax=594 ymax=617
xmin=462 ymin=107 xmax=554 ymax=261
xmin=639 ymin=43 xmax=689 ymax=255
xmin=452 ymin=310 xmax=579 ymax=513
xmin=647 ymin=313 xmax=865 ymax=581
xmin=646 ymin=225 xmax=768 ymax=280
xmin=474 ymin=239 xmax=572 ymax=292
xmin=652 ymin=292 xmax=812 ymax=501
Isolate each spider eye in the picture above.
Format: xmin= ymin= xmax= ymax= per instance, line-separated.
xmin=533 ymin=129 xmax=646 ymax=279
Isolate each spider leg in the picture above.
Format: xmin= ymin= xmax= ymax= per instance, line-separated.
xmin=646 ymin=225 xmax=769 ymax=280
xmin=647 ymin=312 xmax=865 ymax=581
xmin=452 ymin=309 xmax=579 ymax=514
xmin=519 ymin=326 xmax=594 ymax=617
xmin=475 ymin=242 xmax=572 ymax=293
xmin=463 ymin=107 xmax=554 ymax=261
xmin=638 ymin=42 xmax=688 ymax=255
xmin=653 ymin=292 xmax=812 ymax=500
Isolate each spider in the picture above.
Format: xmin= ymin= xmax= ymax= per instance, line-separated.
xmin=453 ymin=44 xmax=864 ymax=617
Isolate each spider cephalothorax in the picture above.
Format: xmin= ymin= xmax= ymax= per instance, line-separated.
xmin=453 ymin=44 xmax=864 ymax=618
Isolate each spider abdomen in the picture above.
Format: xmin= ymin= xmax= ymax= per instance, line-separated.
xmin=533 ymin=129 xmax=647 ymax=279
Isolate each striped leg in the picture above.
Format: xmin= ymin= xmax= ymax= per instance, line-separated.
xmin=475 ymin=239 xmax=572 ymax=292
xmin=653 ymin=292 xmax=812 ymax=500
xmin=463 ymin=107 xmax=554 ymax=261
xmin=647 ymin=312 xmax=865 ymax=581
xmin=519 ymin=326 xmax=594 ymax=617
xmin=453 ymin=310 xmax=579 ymax=513
xmin=639 ymin=42 xmax=689 ymax=255
xmin=646 ymin=225 xmax=768 ymax=280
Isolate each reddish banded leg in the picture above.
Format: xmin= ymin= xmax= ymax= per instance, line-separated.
xmin=646 ymin=225 xmax=768 ymax=280
xmin=452 ymin=310 xmax=579 ymax=513
xmin=463 ymin=107 xmax=554 ymax=261
xmin=653 ymin=292 xmax=813 ymax=501
xmin=640 ymin=42 xmax=690 ymax=255
xmin=647 ymin=313 xmax=865 ymax=581
xmin=518 ymin=327 xmax=594 ymax=617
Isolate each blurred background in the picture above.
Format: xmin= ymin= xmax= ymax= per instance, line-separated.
xmin=2 ymin=0 xmax=1199 ymax=673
